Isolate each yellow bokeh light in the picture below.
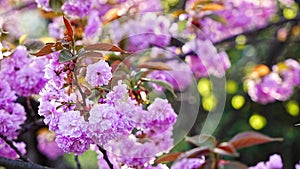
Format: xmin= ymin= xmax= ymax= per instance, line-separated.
xmin=286 ymin=100 xmax=299 ymax=117
xmin=235 ymin=35 xmax=247 ymax=45
xmin=202 ymin=95 xmax=217 ymax=111
xmin=198 ymin=78 xmax=211 ymax=97
xmin=226 ymin=80 xmax=238 ymax=94
xmin=249 ymin=114 xmax=267 ymax=130
xmin=283 ymin=4 xmax=298 ymax=19
xmin=231 ymin=95 xmax=245 ymax=109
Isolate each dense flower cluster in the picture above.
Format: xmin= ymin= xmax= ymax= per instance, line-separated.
xmin=0 ymin=81 xmax=26 ymax=159
xmin=38 ymin=50 xmax=177 ymax=167
xmin=246 ymin=59 xmax=300 ymax=104
xmin=0 ymin=46 xmax=48 ymax=96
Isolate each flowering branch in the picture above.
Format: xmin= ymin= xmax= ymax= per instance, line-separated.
xmin=74 ymin=64 xmax=87 ymax=107
xmin=98 ymin=145 xmax=114 ymax=169
xmin=0 ymin=134 xmax=29 ymax=162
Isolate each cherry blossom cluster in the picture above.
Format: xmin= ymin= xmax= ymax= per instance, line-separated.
xmin=246 ymin=59 xmax=300 ymax=104
xmin=38 ymin=50 xmax=177 ymax=167
xmin=0 ymin=76 xmax=26 ymax=159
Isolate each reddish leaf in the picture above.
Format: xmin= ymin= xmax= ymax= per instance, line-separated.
xmin=138 ymin=62 xmax=172 ymax=71
xmin=84 ymin=43 xmax=128 ymax=53
xmin=63 ymin=16 xmax=73 ymax=41
xmin=228 ymin=131 xmax=283 ymax=149
xmin=31 ymin=42 xmax=63 ymax=57
xmin=154 ymin=152 xmax=182 ymax=164
xmin=213 ymin=142 xmax=239 ymax=157
xmin=179 ymin=147 xmax=211 ymax=159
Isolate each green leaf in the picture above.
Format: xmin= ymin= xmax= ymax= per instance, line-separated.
xmin=185 ymin=134 xmax=216 ymax=149
xmin=141 ymin=78 xmax=176 ymax=97
xmin=206 ymin=14 xmax=227 ymax=24
xmin=59 ymin=49 xmax=75 ymax=62
xmin=49 ymin=0 xmax=63 ymax=12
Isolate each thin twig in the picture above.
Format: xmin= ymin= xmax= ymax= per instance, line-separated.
xmin=98 ymin=145 xmax=114 ymax=169
xmin=0 ymin=134 xmax=30 ymax=162
xmin=74 ymin=155 xmax=81 ymax=169
xmin=214 ymin=17 xmax=300 ymax=45
xmin=0 ymin=156 xmax=52 ymax=169
xmin=74 ymin=64 xmax=87 ymax=107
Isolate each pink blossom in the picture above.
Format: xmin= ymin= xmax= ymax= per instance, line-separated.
xmin=85 ymin=60 xmax=112 ymax=87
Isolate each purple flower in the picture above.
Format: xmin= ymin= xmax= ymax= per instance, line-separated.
xmin=0 ymin=139 xmax=26 ymax=159
xmin=13 ymin=66 xmax=47 ymax=96
xmin=171 ymin=157 xmax=205 ymax=169
xmin=37 ymin=129 xmax=64 ymax=160
xmin=144 ymin=98 xmax=177 ymax=133
xmin=183 ymin=39 xmax=231 ymax=78
xmin=295 ymin=162 xmax=300 ymax=169
xmin=55 ymin=134 xmax=92 ymax=155
xmin=62 ymin=1 xmax=91 ymax=18
xmin=0 ymin=103 xmax=26 ymax=139
xmin=87 ymin=104 xmax=121 ymax=146
xmin=84 ymin=11 xmax=102 ymax=40
xmin=0 ymin=81 xmax=16 ymax=108
xmin=85 ymin=60 xmax=112 ymax=87
xmin=57 ymin=111 xmax=88 ymax=138
xmin=35 ymin=0 xmax=51 ymax=11
xmin=249 ymin=154 xmax=283 ymax=169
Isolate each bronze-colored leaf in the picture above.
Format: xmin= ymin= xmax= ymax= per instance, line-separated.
xmin=63 ymin=16 xmax=73 ymax=41
xmin=138 ymin=62 xmax=172 ymax=71
xmin=178 ymin=147 xmax=211 ymax=159
xmin=30 ymin=43 xmax=55 ymax=57
xmin=154 ymin=152 xmax=182 ymax=164
xmin=84 ymin=43 xmax=128 ymax=53
xmin=228 ymin=131 xmax=283 ymax=149
xmin=213 ymin=142 xmax=239 ymax=157
xmin=31 ymin=42 xmax=63 ymax=57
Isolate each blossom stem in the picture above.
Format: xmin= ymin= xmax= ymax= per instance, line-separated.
xmin=0 ymin=134 xmax=30 ymax=162
xmin=74 ymin=64 xmax=87 ymax=107
xmin=74 ymin=155 xmax=81 ymax=169
xmin=98 ymin=145 xmax=113 ymax=169
xmin=26 ymin=97 xmax=38 ymax=121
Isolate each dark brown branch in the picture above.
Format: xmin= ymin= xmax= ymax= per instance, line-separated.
xmin=0 ymin=134 xmax=29 ymax=162
xmin=74 ymin=155 xmax=81 ymax=169
xmin=26 ymin=97 xmax=38 ymax=121
xmin=98 ymin=145 xmax=114 ymax=169
xmin=0 ymin=156 xmax=52 ymax=169
xmin=214 ymin=17 xmax=300 ymax=46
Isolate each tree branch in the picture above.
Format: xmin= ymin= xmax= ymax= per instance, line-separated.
xmin=214 ymin=17 xmax=300 ymax=46
xmin=98 ymin=145 xmax=114 ymax=169
xmin=0 ymin=156 xmax=52 ymax=169
xmin=0 ymin=134 xmax=29 ymax=162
